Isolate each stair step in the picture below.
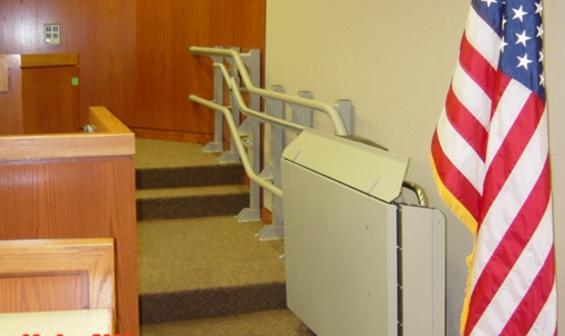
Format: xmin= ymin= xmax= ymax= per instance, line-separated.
xmin=136 ymin=186 xmax=249 ymax=220
xmin=138 ymin=217 xmax=286 ymax=323
xmin=135 ymin=139 xmax=245 ymax=189
xmin=136 ymin=164 xmax=245 ymax=189
xmin=135 ymin=138 xmax=222 ymax=169
xmin=141 ymin=282 xmax=286 ymax=324
xmin=141 ymin=309 xmax=313 ymax=336
xmin=137 ymin=185 xmax=248 ymax=200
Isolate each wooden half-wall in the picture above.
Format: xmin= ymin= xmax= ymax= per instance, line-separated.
xmin=0 ymin=107 xmax=139 ymax=335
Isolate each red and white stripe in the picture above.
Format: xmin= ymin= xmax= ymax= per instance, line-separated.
xmin=431 ymin=4 xmax=556 ymax=336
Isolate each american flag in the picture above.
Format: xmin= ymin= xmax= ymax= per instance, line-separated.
xmin=431 ymin=0 xmax=556 ymax=334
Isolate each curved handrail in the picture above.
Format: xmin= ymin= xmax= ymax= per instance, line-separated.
xmin=212 ymin=63 xmax=232 ymax=89
xmin=190 ymin=94 xmax=283 ymax=198
xmin=229 ymin=78 xmax=305 ymax=133
xmin=190 ymin=46 xmax=348 ymax=136
xmin=205 ymin=63 xmax=305 ymax=133
xmin=402 ymin=181 xmax=429 ymax=207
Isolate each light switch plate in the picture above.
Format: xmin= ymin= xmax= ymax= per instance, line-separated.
xmin=44 ymin=24 xmax=61 ymax=45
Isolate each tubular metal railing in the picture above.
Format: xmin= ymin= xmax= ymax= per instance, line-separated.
xmin=189 ymin=46 xmax=430 ymax=241
xmin=190 ymin=46 xmax=349 ymax=136
xmin=206 ymin=63 xmax=306 ymax=133
xmin=230 ymin=78 xmax=306 ymax=133
xmin=402 ymin=181 xmax=429 ymax=207
xmin=190 ymin=95 xmax=283 ymax=198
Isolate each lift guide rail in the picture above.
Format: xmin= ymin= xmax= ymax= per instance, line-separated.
xmin=281 ymin=130 xmax=445 ymax=336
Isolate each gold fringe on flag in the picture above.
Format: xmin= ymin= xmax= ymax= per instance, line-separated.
xmin=430 ymin=155 xmax=478 ymax=335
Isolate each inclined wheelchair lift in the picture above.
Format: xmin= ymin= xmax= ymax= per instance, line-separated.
xmin=190 ymin=46 xmax=446 ymax=336
xmin=282 ymin=130 xmax=445 ymax=336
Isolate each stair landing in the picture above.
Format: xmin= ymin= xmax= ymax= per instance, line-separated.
xmin=135 ymin=138 xmax=220 ymax=169
xmin=135 ymin=139 xmax=245 ymax=189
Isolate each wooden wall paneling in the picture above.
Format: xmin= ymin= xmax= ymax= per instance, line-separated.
xmin=0 ymin=1 xmax=23 ymax=53
xmin=17 ymin=0 xmax=86 ymax=54
xmin=0 ymin=55 xmax=23 ymax=134
xmin=0 ymin=0 xmax=136 ymax=128
xmin=183 ymin=0 xmax=266 ymax=130
xmin=0 ymin=158 xmax=138 ymax=335
xmin=172 ymin=0 xmax=216 ymax=135
xmin=2 ymin=0 xmax=265 ymax=138
xmin=134 ymin=0 xmax=266 ymax=139
xmin=22 ymin=65 xmax=80 ymax=134
xmin=81 ymin=0 xmax=137 ymax=126
xmin=135 ymin=0 xmax=174 ymax=130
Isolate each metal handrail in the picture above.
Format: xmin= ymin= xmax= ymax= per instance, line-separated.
xmin=194 ymin=72 xmax=429 ymax=209
xmin=212 ymin=63 xmax=232 ymax=89
xmin=402 ymin=181 xmax=429 ymax=207
xmin=210 ymin=63 xmax=304 ymax=133
xmin=190 ymin=46 xmax=349 ymax=136
xmin=190 ymin=94 xmax=283 ymax=198
xmin=229 ymin=78 xmax=305 ymax=133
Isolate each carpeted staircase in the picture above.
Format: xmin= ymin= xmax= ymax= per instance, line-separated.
xmin=135 ymin=139 xmax=311 ymax=335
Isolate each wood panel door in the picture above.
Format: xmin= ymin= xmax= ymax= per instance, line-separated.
xmin=22 ymin=64 xmax=80 ymax=134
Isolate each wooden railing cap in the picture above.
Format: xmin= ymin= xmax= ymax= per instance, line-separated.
xmin=0 ymin=107 xmax=134 ymax=161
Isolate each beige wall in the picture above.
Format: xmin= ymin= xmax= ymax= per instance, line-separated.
xmin=546 ymin=0 xmax=564 ymax=333
xmin=266 ymin=0 xmax=564 ymax=334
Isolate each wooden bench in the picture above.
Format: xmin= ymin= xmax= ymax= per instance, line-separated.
xmin=0 ymin=239 xmax=115 ymax=335
xmin=0 ymin=107 xmax=139 ymax=335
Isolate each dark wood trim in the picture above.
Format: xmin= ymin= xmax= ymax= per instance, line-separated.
xmin=20 ymin=53 xmax=79 ymax=68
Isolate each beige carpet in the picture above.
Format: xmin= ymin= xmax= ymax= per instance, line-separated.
xmin=138 ymin=216 xmax=285 ymax=294
xmin=135 ymin=138 xmax=299 ymax=330
xmin=135 ymin=138 xmax=221 ymax=169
